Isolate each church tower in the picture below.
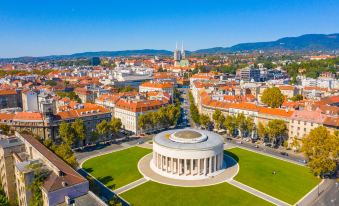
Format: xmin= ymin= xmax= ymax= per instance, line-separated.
xmin=181 ymin=41 xmax=186 ymax=60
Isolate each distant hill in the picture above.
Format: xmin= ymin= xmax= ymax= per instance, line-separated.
xmin=195 ymin=33 xmax=339 ymax=54
xmin=1 ymin=33 xmax=338 ymax=62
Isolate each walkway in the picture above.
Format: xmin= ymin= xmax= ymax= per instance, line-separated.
xmin=228 ymin=180 xmax=291 ymax=206
xmin=114 ymin=178 xmax=149 ymax=194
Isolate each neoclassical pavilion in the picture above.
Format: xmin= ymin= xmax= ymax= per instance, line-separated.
xmin=151 ymin=129 xmax=225 ymax=180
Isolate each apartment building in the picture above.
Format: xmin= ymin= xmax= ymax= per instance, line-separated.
xmin=0 ymin=132 xmax=105 ymax=206
xmin=114 ymin=96 xmax=169 ymax=134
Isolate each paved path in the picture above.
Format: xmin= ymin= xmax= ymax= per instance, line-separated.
xmin=228 ymin=180 xmax=291 ymax=206
xmin=114 ymin=178 xmax=149 ymax=194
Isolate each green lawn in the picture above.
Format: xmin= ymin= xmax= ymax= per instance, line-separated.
xmin=121 ymin=181 xmax=273 ymax=206
xmin=82 ymin=146 xmax=151 ymax=189
xmin=226 ymin=148 xmax=320 ymax=204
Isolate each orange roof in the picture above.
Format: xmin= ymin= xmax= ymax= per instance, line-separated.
xmin=0 ymin=113 xmax=15 ymax=120
xmin=279 ymin=85 xmax=295 ymax=91
xmin=57 ymin=104 xmax=110 ymax=120
xmin=259 ymin=107 xmax=293 ymax=117
xmin=115 ymin=98 xmax=168 ymax=112
xmin=323 ymin=116 xmax=339 ymax=127
xmin=14 ymin=112 xmax=44 ymax=121
xmin=0 ymin=89 xmax=17 ymax=96
xmin=140 ymin=81 xmax=174 ymax=89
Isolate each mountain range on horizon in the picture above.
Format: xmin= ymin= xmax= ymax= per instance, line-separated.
xmin=1 ymin=33 xmax=338 ymax=62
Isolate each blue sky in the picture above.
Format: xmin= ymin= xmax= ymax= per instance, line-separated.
xmin=0 ymin=0 xmax=338 ymax=58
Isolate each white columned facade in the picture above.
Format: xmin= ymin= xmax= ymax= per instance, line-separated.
xmin=151 ymin=129 xmax=225 ymax=180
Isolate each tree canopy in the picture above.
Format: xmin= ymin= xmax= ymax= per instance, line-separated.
xmin=302 ymin=126 xmax=339 ymax=176
xmin=261 ymin=87 xmax=285 ymax=108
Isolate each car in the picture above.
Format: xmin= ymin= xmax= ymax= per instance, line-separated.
xmin=138 ymin=141 xmax=144 ymax=144
xmin=236 ymin=141 xmax=243 ymax=144
xmin=280 ymin=152 xmax=288 ymax=156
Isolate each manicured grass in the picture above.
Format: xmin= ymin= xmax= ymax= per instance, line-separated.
xmin=121 ymin=181 xmax=273 ymax=206
xmin=82 ymin=146 xmax=151 ymax=189
xmin=225 ymin=148 xmax=320 ymax=204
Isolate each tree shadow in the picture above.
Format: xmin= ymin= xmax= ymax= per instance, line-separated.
xmin=97 ymin=175 xmax=114 ymax=185
xmin=83 ymin=167 xmax=93 ymax=173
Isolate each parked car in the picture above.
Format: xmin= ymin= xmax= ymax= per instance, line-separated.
xmin=280 ymin=152 xmax=289 ymax=156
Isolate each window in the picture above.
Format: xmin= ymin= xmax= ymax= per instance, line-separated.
xmin=304 ymin=128 xmax=306 ymax=132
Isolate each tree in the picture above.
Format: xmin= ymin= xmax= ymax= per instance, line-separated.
xmin=0 ymin=187 xmax=10 ymax=206
xmin=246 ymin=117 xmax=255 ymax=138
xmin=212 ymin=109 xmax=222 ymax=122
xmin=59 ymin=121 xmax=76 ymax=145
xmin=261 ymin=87 xmax=285 ymax=108
xmin=138 ymin=114 xmax=150 ymax=133
xmin=290 ymin=136 xmax=301 ymax=152
xmin=110 ymin=118 xmax=122 ymax=133
xmin=257 ymin=122 xmax=267 ymax=141
xmin=224 ymin=115 xmax=236 ymax=136
xmin=302 ymin=126 xmax=339 ymax=176
xmin=0 ymin=124 xmax=10 ymax=135
xmin=235 ymin=113 xmax=247 ymax=137
xmin=290 ymin=94 xmax=303 ymax=102
xmin=71 ymin=118 xmax=86 ymax=143
xmin=199 ymin=114 xmax=211 ymax=129
xmin=29 ymin=168 xmax=50 ymax=206
xmin=217 ymin=114 xmax=226 ymax=130
xmin=96 ymin=120 xmax=110 ymax=139
xmin=90 ymin=130 xmax=99 ymax=143
xmin=266 ymin=119 xmax=287 ymax=145
xmin=212 ymin=109 xmax=224 ymax=129
xmin=54 ymin=143 xmax=78 ymax=168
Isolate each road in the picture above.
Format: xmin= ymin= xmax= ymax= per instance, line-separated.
xmin=311 ymin=179 xmax=339 ymax=206
xmin=225 ymin=138 xmax=307 ymax=164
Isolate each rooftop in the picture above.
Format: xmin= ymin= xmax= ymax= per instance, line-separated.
xmin=154 ymin=129 xmax=223 ymax=150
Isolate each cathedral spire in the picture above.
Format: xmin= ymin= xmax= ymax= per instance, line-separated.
xmin=181 ymin=41 xmax=185 ymax=59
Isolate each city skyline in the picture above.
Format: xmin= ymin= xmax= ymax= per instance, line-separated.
xmin=1 ymin=0 xmax=339 ymax=58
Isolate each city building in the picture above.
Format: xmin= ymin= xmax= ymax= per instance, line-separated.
xmin=139 ymin=81 xmax=174 ymax=99
xmin=114 ymin=96 xmax=169 ymax=134
xmin=239 ymin=67 xmax=260 ymax=82
xmin=0 ymin=89 xmax=22 ymax=109
xmin=0 ymin=132 xmax=105 ymax=206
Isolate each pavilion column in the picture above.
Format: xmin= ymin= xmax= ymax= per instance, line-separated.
xmin=184 ymin=159 xmax=188 ymax=175
xmin=214 ymin=155 xmax=217 ymax=172
xmin=180 ymin=159 xmax=182 ymax=175
xmin=160 ymin=155 xmax=163 ymax=170
xmin=198 ymin=159 xmax=201 ymax=175
xmin=209 ymin=157 xmax=212 ymax=174
xmin=167 ymin=156 xmax=169 ymax=171
xmin=171 ymin=157 xmax=174 ymax=173
xmin=191 ymin=159 xmax=193 ymax=175
xmin=204 ymin=158 xmax=208 ymax=175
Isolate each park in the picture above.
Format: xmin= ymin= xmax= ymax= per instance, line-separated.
xmin=82 ymin=144 xmax=320 ymax=206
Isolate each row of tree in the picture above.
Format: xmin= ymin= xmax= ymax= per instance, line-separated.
xmin=200 ymin=109 xmax=288 ymax=145
xmin=138 ymin=105 xmax=181 ymax=132
xmin=188 ymin=92 xmax=200 ymax=124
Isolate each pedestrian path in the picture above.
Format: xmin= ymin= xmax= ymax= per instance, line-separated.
xmin=228 ymin=179 xmax=291 ymax=206
xmin=114 ymin=178 xmax=149 ymax=194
